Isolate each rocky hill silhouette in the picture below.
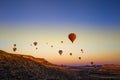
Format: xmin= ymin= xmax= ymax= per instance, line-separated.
xmin=0 ymin=50 xmax=77 ymax=80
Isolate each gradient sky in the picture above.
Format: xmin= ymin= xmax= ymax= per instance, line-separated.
xmin=0 ymin=0 xmax=120 ymax=66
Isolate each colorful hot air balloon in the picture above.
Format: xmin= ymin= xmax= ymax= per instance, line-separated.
xmin=59 ymin=50 xmax=63 ymax=55
xmin=33 ymin=41 xmax=37 ymax=46
xmin=69 ymin=53 xmax=72 ymax=56
xmin=68 ymin=33 xmax=76 ymax=43
xmin=13 ymin=47 xmax=17 ymax=52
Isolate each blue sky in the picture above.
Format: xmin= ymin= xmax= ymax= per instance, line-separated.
xmin=0 ymin=0 xmax=120 ymax=26
xmin=0 ymin=0 xmax=120 ymax=65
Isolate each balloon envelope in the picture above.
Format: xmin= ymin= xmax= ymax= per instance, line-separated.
xmin=68 ymin=33 xmax=76 ymax=43
xmin=81 ymin=49 xmax=83 ymax=53
xmin=91 ymin=62 xmax=93 ymax=65
xmin=51 ymin=45 xmax=53 ymax=48
xmin=59 ymin=50 xmax=63 ymax=55
xmin=61 ymin=41 xmax=63 ymax=43
xmin=13 ymin=47 xmax=17 ymax=52
xmin=33 ymin=41 xmax=37 ymax=46
xmin=69 ymin=53 xmax=72 ymax=56
xmin=78 ymin=57 xmax=81 ymax=60
xmin=13 ymin=44 xmax=16 ymax=47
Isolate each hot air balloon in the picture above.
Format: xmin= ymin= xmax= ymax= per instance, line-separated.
xmin=59 ymin=50 xmax=63 ymax=55
xmin=51 ymin=45 xmax=53 ymax=48
xmin=91 ymin=62 xmax=93 ymax=65
xmin=13 ymin=47 xmax=17 ymax=52
xmin=13 ymin=44 xmax=16 ymax=47
xmin=36 ymin=47 xmax=38 ymax=50
xmin=68 ymin=33 xmax=76 ymax=43
xmin=81 ymin=49 xmax=83 ymax=53
xmin=78 ymin=57 xmax=81 ymax=60
xmin=33 ymin=41 xmax=37 ymax=46
xmin=69 ymin=53 xmax=72 ymax=56
xmin=61 ymin=41 xmax=63 ymax=43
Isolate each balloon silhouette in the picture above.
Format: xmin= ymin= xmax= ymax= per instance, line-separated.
xmin=51 ymin=45 xmax=53 ymax=48
xmin=91 ymin=62 xmax=93 ymax=65
xmin=13 ymin=47 xmax=17 ymax=52
xmin=13 ymin=44 xmax=16 ymax=47
xmin=68 ymin=33 xmax=76 ymax=43
xmin=59 ymin=50 xmax=63 ymax=55
xmin=36 ymin=47 xmax=38 ymax=50
xmin=33 ymin=41 xmax=37 ymax=46
xmin=78 ymin=57 xmax=81 ymax=60
xmin=61 ymin=41 xmax=63 ymax=43
xmin=69 ymin=53 xmax=72 ymax=56
xmin=81 ymin=49 xmax=83 ymax=53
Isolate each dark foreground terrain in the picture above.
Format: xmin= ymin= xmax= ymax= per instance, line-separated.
xmin=0 ymin=50 xmax=120 ymax=80
xmin=0 ymin=50 xmax=77 ymax=80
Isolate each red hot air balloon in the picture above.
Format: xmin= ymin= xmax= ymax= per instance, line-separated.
xmin=68 ymin=33 xmax=76 ymax=43
xmin=59 ymin=50 xmax=63 ymax=55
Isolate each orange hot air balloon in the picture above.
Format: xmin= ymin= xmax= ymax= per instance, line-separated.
xmin=13 ymin=47 xmax=17 ymax=52
xmin=78 ymin=57 xmax=81 ymax=60
xmin=33 ymin=41 xmax=37 ymax=46
xmin=59 ymin=50 xmax=63 ymax=55
xmin=68 ymin=33 xmax=76 ymax=43
xmin=69 ymin=53 xmax=72 ymax=56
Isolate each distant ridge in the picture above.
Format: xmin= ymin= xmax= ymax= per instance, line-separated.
xmin=0 ymin=50 xmax=77 ymax=80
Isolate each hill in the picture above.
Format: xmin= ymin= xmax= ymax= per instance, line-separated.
xmin=0 ymin=50 xmax=77 ymax=80
xmin=99 ymin=64 xmax=120 ymax=73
